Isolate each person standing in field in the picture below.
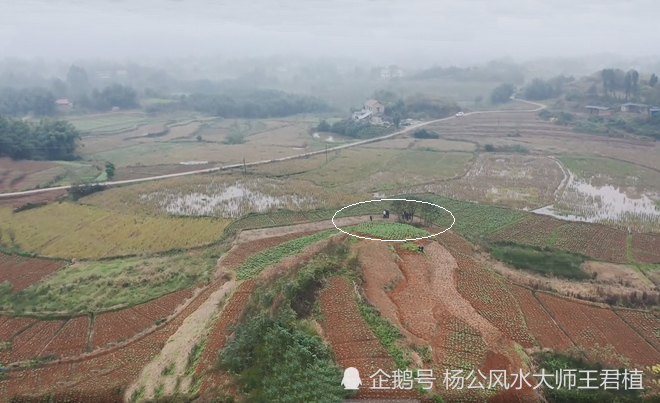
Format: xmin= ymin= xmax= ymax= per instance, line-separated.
xmin=370 ymin=215 xmax=373 ymax=222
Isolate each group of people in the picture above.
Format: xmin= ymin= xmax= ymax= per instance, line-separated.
xmin=402 ymin=211 xmax=413 ymax=221
xmin=382 ymin=210 xmax=390 ymax=219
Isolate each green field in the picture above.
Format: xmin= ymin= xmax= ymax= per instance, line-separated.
xmin=69 ymin=113 xmax=146 ymax=133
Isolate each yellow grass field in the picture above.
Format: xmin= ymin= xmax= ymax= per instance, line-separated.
xmin=0 ymin=203 xmax=230 ymax=259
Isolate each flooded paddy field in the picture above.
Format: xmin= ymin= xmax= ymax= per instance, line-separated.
xmin=533 ymin=156 xmax=660 ymax=232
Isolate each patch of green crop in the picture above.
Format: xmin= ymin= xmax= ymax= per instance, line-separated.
xmin=346 ymin=221 xmax=430 ymax=240
xmin=236 ymin=229 xmax=336 ymax=279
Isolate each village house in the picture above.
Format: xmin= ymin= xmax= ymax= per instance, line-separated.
xmin=649 ymin=108 xmax=660 ymax=117
xmin=380 ymin=66 xmax=404 ymax=79
xmin=621 ymin=102 xmax=651 ymax=114
xmin=584 ymin=105 xmax=613 ymax=116
xmin=364 ymin=99 xmax=384 ymax=116
xmin=54 ymin=99 xmax=72 ymax=113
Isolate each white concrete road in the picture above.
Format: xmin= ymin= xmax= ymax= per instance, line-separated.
xmin=0 ymin=97 xmax=545 ymax=199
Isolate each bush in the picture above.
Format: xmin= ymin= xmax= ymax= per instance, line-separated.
xmin=412 ymin=129 xmax=440 ymax=139
xmin=488 ymin=242 xmax=589 ymax=280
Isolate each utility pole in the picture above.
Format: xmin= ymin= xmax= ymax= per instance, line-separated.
xmin=325 ymin=145 xmax=328 ymax=162
xmin=243 ymin=158 xmax=246 ymax=174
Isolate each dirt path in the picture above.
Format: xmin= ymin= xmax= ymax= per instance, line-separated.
xmin=126 ymin=279 xmax=237 ymax=400
xmin=236 ymin=214 xmax=399 ymax=242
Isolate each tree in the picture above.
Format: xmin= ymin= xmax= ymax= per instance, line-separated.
xmin=624 ymin=71 xmax=632 ymax=100
xmin=317 ymin=119 xmax=331 ymax=132
xmin=631 ymin=70 xmax=639 ymax=96
xmin=650 ymin=74 xmax=658 ymax=88
xmin=66 ymin=65 xmax=90 ymax=98
xmin=490 ymin=83 xmax=515 ymax=104
xmin=393 ymin=114 xmax=401 ymax=129
xmin=105 ymin=162 xmax=115 ymax=180
xmin=0 ymin=115 xmax=81 ymax=160
xmin=524 ymin=78 xmax=556 ymax=100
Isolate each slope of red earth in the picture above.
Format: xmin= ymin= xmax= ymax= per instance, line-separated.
xmin=39 ymin=316 xmax=91 ymax=359
xmin=0 ymin=254 xmax=67 ymax=293
xmin=396 ymin=242 xmax=537 ymax=403
xmin=508 ymin=285 xmax=574 ymax=351
xmin=2 ymin=277 xmax=228 ymax=401
xmin=319 ymin=276 xmax=419 ymax=400
xmin=631 ymin=233 xmax=660 ymax=264
xmin=536 ymin=292 xmax=660 ymax=368
xmin=91 ymin=287 xmax=196 ymax=350
xmin=9 ymin=320 xmax=65 ymax=362
xmin=616 ymin=309 xmax=660 ymax=352
xmin=195 ymin=280 xmax=255 ymax=392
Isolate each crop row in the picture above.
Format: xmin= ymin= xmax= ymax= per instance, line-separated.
xmin=455 ymin=255 xmax=535 ymax=347
xmin=488 ymin=214 xmax=629 ymax=263
xmin=508 ymin=285 xmax=573 ymax=351
xmin=616 ymin=309 xmax=660 ymax=352
xmin=487 ymin=215 xmax=562 ymax=247
xmin=537 ymin=292 xmax=660 ymax=367
xmin=235 ymin=229 xmax=335 ymax=279
xmin=631 ymin=233 xmax=660 ymax=263
xmin=92 ymin=287 xmax=195 ymax=350
xmin=2 ymin=270 xmax=222 ymax=399
xmin=348 ymin=221 xmax=430 ymax=240
xmin=0 ymin=254 xmax=66 ymax=293
xmin=9 ymin=320 xmax=64 ymax=362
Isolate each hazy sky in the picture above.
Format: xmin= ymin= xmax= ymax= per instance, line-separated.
xmin=1 ymin=0 xmax=658 ymax=64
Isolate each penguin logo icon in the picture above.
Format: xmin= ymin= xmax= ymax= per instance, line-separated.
xmin=341 ymin=367 xmax=362 ymax=389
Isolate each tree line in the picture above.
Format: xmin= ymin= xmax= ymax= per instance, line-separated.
xmin=184 ymin=89 xmax=331 ymax=118
xmin=0 ymin=115 xmax=81 ymax=160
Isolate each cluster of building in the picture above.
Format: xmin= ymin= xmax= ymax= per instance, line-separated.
xmin=352 ymin=99 xmax=389 ymax=125
xmin=584 ymin=102 xmax=660 ymax=117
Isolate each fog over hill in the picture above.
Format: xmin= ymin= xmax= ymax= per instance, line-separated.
xmin=1 ymin=0 xmax=659 ymax=66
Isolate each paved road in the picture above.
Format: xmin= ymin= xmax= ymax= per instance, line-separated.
xmin=0 ymin=97 xmax=545 ymax=199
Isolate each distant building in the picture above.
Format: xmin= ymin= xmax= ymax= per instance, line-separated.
xmin=649 ymin=108 xmax=660 ymax=117
xmin=365 ymin=99 xmax=384 ymax=116
xmin=621 ymin=102 xmax=650 ymax=114
xmin=54 ymin=99 xmax=72 ymax=113
xmin=380 ymin=66 xmax=404 ymax=79
xmin=95 ymin=71 xmax=112 ymax=79
xmin=584 ymin=105 xmax=613 ymax=116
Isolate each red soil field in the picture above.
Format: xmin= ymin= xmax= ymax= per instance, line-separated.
xmin=0 ymin=254 xmax=67 ymax=293
xmin=455 ymin=255 xmax=535 ymax=348
xmin=195 ymin=280 xmax=255 ymax=392
xmin=616 ymin=309 xmax=660 ymax=352
xmin=0 ymin=317 xmax=36 ymax=342
xmin=631 ymin=233 xmax=660 ymax=264
xmin=488 ymin=216 xmax=629 ymax=263
xmin=551 ymin=223 xmax=628 ymax=263
xmin=537 ymin=292 xmax=660 ymax=367
xmin=488 ymin=214 xmax=563 ymax=248
xmin=319 ymin=276 xmax=419 ymax=400
xmin=509 ymin=284 xmax=573 ymax=351
xmin=92 ymin=287 xmax=196 ymax=350
xmin=1 ymin=276 xmax=228 ymax=401
xmin=436 ymin=230 xmax=474 ymax=257
xmin=40 ymin=316 xmax=91 ymax=359
xmin=131 ymin=287 xmax=195 ymax=322
xmin=9 ymin=320 xmax=65 ymax=362
xmin=91 ymin=308 xmax=153 ymax=350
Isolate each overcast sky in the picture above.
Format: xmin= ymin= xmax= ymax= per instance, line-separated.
xmin=1 ymin=0 xmax=658 ymax=65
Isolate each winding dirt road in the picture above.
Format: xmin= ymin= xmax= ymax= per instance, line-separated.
xmin=0 ymin=98 xmax=545 ymax=199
